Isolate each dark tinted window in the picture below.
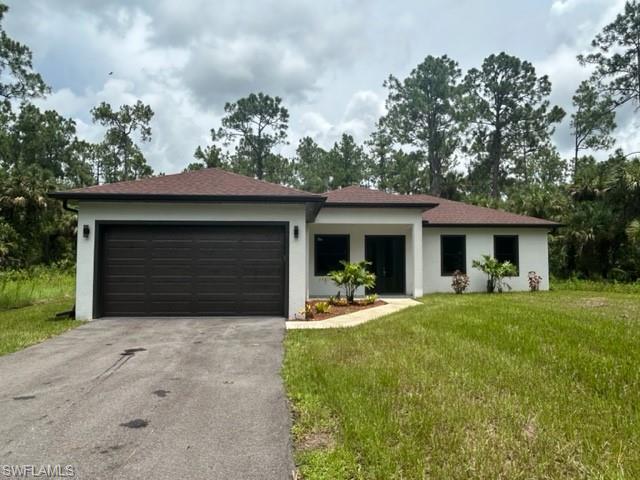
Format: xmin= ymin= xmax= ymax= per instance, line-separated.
xmin=494 ymin=235 xmax=519 ymax=272
xmin=441 ymin=235 xmax=466 ymax=275
xmin=315 ymin=235 xmax=349 ymax=275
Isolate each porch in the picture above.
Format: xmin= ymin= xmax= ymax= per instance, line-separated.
xmin=306 ymin=207 xmax=424 ymax=299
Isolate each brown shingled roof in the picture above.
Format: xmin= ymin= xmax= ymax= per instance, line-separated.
xmin=50 ymin=168 xmax=324 ymax=202
xmin=415 ymin=194 xmax=560 ymax=227
xmin=50 ymin=170 xmax=558 ymax=227
xmin=323 ymin=185 xmax=437 ymax=208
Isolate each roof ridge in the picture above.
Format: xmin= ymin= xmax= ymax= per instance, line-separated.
xmin=216 ymin=168 xmax=322 ymax=196
xmin=64 ymin=167 xmax=322 ymax=197
xmin=65 ymin=166 xmax=215 ymax=193
xmin=325 ymin=185 xmax=415 ymax=196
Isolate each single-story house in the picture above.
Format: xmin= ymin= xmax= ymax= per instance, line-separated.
xmin=50 ymin=168 xmax=559 ymax=320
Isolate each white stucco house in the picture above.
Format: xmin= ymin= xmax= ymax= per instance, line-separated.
xmin=50 ymin=168 xmax=559 ymax=320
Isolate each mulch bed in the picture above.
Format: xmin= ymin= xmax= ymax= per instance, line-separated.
xmin=303 ymin=299 xmax=387 ymax=321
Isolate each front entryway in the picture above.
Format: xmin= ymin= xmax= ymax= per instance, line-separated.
xmin=365 ymin=235 xmax=406 ymax=294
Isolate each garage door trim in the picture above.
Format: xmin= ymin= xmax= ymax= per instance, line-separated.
xmin=93 ymin=220 xmax=290 ymax=318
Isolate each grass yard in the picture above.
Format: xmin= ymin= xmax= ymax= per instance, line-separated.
xmin=0 ymin=268 xmax=81 ymax=356
xmin=0 ymin=300 xmax=81 ymax=356
xmin=0 ymin=267 xmax=75 ymax=310
xmin=284 ymin=289 xmax=640 ymax=479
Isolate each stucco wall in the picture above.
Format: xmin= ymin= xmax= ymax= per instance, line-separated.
xmin=75 ymin=202 xmax=307 ymax=320
xmin=422 ymin=227 xmax=551 ymax=293
xmin=308 ymin=208 xmax=424 ymax=298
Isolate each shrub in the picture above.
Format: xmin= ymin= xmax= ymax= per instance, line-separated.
xmin=327 ymin=260 xmax=376 ymax=304
xmin=329 ymin=294 xmax=348 ymax=307
xmin=0 ymin=221 xmax=20 ymax=269
xmin=472 ymin=255 xmax=517 ymax=293
xmin=451 ymin=270 xmax=470 ymax=294
xmin=528 ymin=271 xmax=542 ymax=292
xmin=314 ymin=301 xmax=331 ymax=314
xmin=362 ymin=294 xmax=378 ymax=305
xmin=300 ymin=302 xmax=314 ymax=320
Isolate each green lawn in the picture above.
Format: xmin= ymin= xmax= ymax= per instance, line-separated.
xmin=284 ymin=290 xmax=640 ymax=479
xmin=0 ymin=299 xmax=82 ymax=356
xmin=0 ymin=268 xmax=81 ymax=356
xmin=0 ymin=267 xmax=75 ymax=310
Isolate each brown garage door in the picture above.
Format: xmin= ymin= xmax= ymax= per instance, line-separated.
xmin=98 ymin=224 xmax=286 ymax=317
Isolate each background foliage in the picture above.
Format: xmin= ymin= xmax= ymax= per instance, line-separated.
xmin=2 ymin=1 xmax=640 ymax=282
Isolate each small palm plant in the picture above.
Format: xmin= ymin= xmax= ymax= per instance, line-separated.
xmin=472 ymin=255 xmax=517 ymax=293
xmin=327 ymin=260 xmax=376 ymax=304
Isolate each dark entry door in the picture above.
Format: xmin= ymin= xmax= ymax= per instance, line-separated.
xmin=98 ymin=224 xmax=286 ymax=317
xmin=364 ymin=235 xmax=405 ymax=295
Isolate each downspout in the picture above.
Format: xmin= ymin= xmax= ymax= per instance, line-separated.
xmin=57 ymin=198 xmax=77 ymax=319
xmin=62 ymin=199 xmax=78 ymax=214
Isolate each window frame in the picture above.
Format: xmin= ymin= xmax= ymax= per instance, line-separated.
xmin=314 ymin=234 xmax=350 ymax=276
xmin=440 ymin=234 xmax=467 ymax=276
xmin=493 ymin=235 xmax=520 ymax=274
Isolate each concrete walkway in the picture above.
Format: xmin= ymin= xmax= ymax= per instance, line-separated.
xmin=286 ymin=297 xmax=422 ymax=330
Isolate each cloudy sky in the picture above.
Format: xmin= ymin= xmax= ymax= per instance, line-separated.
xmin=3 ymin=0 xmax=634 ymax=174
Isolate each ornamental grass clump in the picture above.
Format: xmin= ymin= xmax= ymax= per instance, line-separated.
xmin=362 ymin=294 xmax=378 ymax=305
xmin=314 ymin=301 xmax=331 ymax=314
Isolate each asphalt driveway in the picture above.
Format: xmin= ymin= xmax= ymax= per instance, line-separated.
xmin=0 ymin=317 xmax=292 ymax=479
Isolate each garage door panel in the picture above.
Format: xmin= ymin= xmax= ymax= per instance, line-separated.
xmin=99 ymin=224 xmax=286 ymax=317
xmin=195 ymin=284 xmax=239 ymax=295
xmin=242 ymin=269 xmax=282 ymax=278
xmin=242 ymin=275 xmax=280 ymax=288
xmin=195 ymin=273 xmax=239 ymax=282
xmin=105 ymin=239 xmax=146 ymax=248
xmin=147 ymin=266 xmax=195 ymax=276
xmin=103 ymin=282 xmax=146 ymax=294
xmin=242 ymin=247 xmax=282 ymax=257
xmin=150 ymin=249 xmax=193 ymax=259
xmin=105 ymin=265 xmax=147 ymax=276
xmin=148 ymin=283 xmax=195 ymax=294
xmin=148 ymin=302 xmax=193 ymax=315
xmin=242 ymin=269 xmax=283 ymax=278
xmin=103 ymin=293 xmax=146 ymax=302
xmin=194 ymin=266 xmax=239 ymax=276
xmin=197 ymin=250 xmax=240 ymax=259
xmin=103 ymin=247 xmax=147 ymax=260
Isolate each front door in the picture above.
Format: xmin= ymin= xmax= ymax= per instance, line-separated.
xmin=364 ymin=235 xmax=405 ymax=295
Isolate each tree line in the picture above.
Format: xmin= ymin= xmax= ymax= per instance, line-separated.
xmin=1 ymin=1 xmax=640 ymax=282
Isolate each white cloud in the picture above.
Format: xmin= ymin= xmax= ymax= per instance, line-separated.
xmin=291 ymin=90 xmax=385 ymax=152
xmin=3 ymin=0 xmax=638 ymax=175
xmin=551 ymin=0 xmax=582 ymax=15
xmin=551 ymin=0 xmax=626 ymax=17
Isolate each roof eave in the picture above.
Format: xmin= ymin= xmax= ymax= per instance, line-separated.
xmin=422 ymin=221 xmax=562 ymax=228
xmin=48 ymin=192 xmax=326 ymax=204
xmin=324 ymin=202 xmax=438 ymax=209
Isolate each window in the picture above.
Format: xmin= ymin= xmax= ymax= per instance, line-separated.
xmin=494 ymin=235 xmax=519 ymax=273
xmin=314 ymin=235 xmax=349 ymax=276
xmin=441 ymin=235 xmax=466 ymax=275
